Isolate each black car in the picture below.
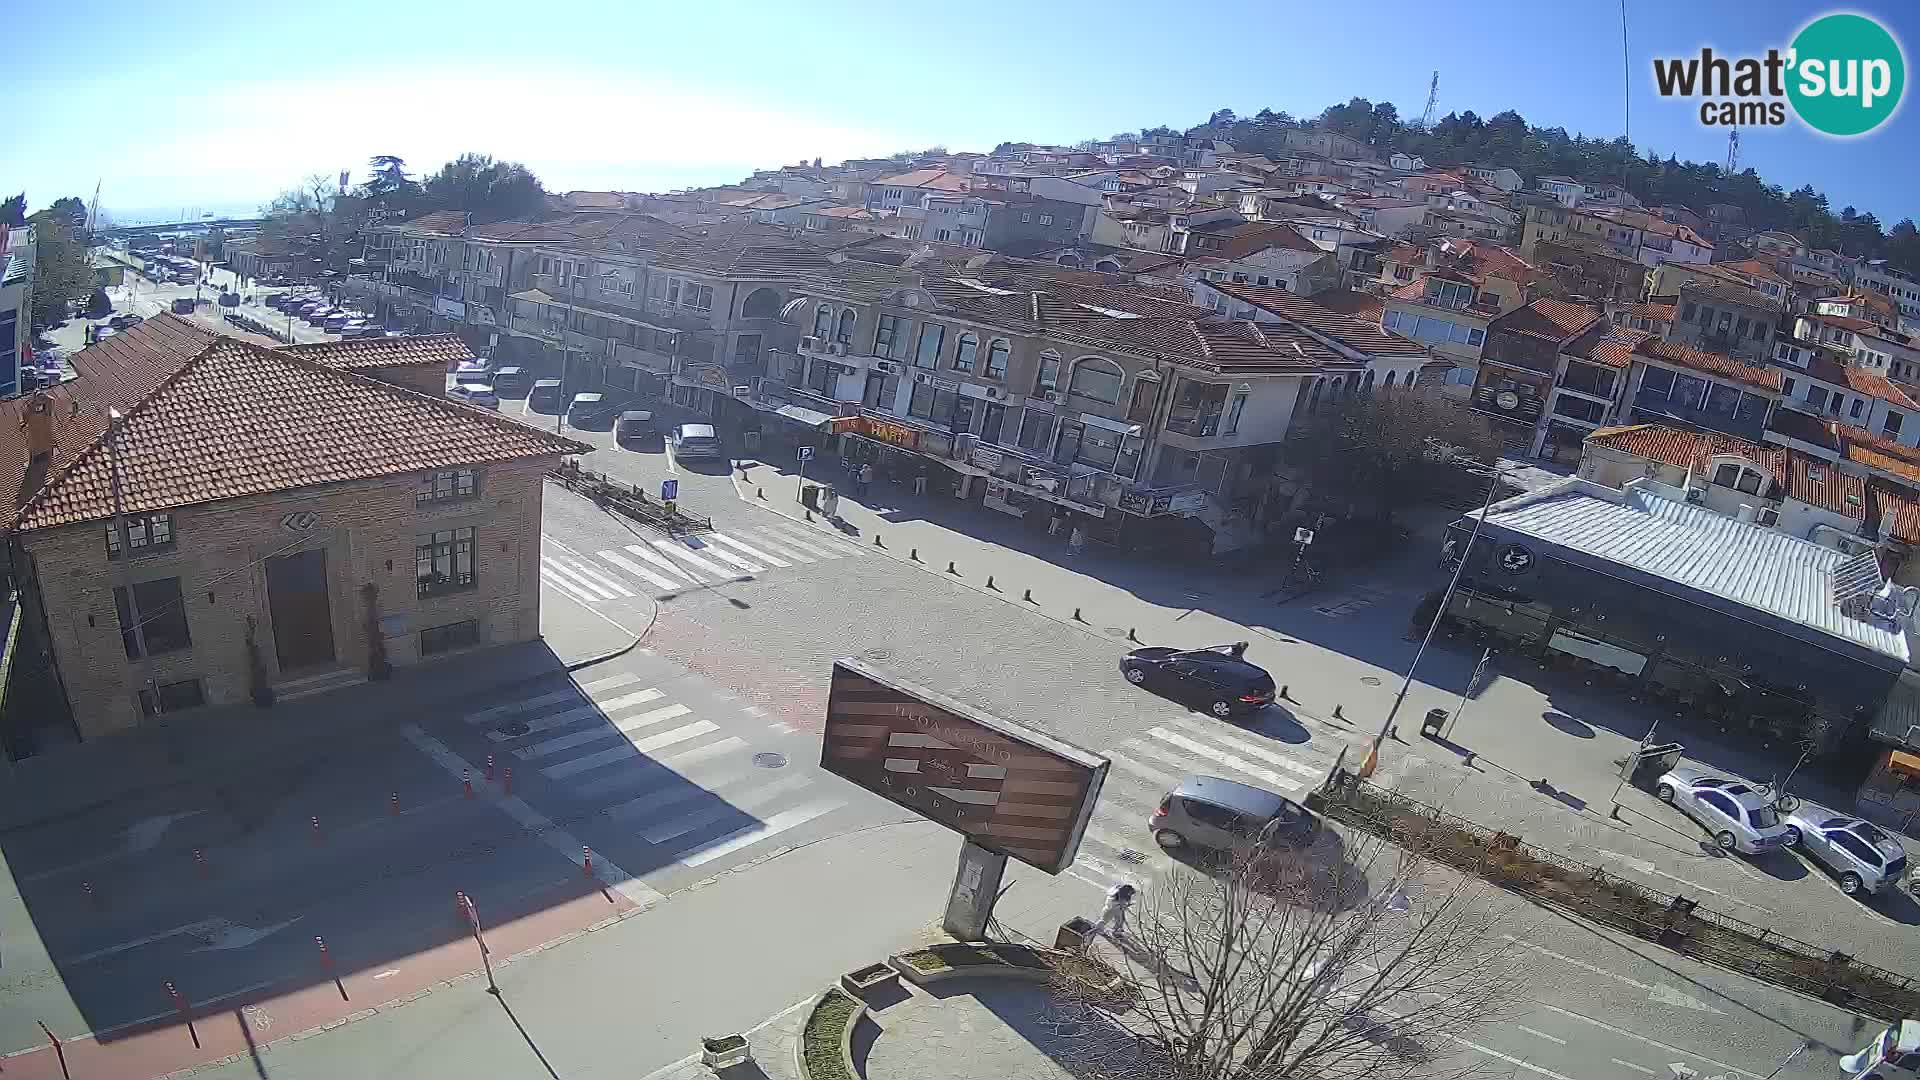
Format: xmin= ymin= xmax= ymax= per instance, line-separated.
xmin=1120 ymin=643 xmax=1276 ymax=717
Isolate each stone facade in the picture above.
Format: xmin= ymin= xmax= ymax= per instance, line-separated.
xmin=20 ymin=457 xmax=553 ymax=739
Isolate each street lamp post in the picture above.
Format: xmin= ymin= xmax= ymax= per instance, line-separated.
xmin=1363 ymin=448 xmax=1514 ymax=775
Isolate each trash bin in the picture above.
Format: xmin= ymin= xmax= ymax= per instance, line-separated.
xmin=1056 ymin=916 xmax=1095 ymax=951
xmin=1421 ymin=708 xmax=1447 ymax=739
xmin=800 ymin=484 xmax=819 ymax=511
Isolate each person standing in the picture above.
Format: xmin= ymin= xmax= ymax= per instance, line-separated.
xmin=857 ymin=462 xmax=874 ymax=499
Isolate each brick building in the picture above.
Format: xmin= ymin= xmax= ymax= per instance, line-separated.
xmin=4 ymin=315 xmax=583 ymax=746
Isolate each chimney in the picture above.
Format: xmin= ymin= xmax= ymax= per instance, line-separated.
xmin=22 ymin=393 xmax=54 ymax=458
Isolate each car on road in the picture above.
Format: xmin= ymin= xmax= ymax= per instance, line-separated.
xmin=453 ymin=360 xmax=491 ymax=379
xmin=568 ymin=392 xmax=630 ymax=427
xmin=669 ymin=423 xmax=725 ymax=461
xmin=170 ymin=298 xmax=195 ymax=315
xmin=616 ymin=410 xmax=658 ymax=447
xmin=322 ymin=312 xmax=353 ymax=332
xmin=1118 ymin=642 xmax=1275 ymax=718
xmin=108 ymin=314 xmax=143 ymax=329
xmin=1654 ymin=766 xmax=1793 ymax=854
xmin=1783 ymin=807 xmax=1909 ymax=895
xmin=1149 ymin=774 xmax=1317 ymax=855
xmin=337 ymin=320 xmax=370 ymax=338
xmin=445 ymin=382 xmax=500 ymax=409
xmin=528 ymin=379 xmax=565 ymax=412
xmin=490 ymin=366 xmax=528 ymax=395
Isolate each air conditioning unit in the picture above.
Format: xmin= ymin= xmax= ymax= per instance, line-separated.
xmin=800 ymin=335 xmax=822 ymax=352
xmin=1685 ymin=486 xmax=1708 ymax=505
xmin=827 ymin=342 xmax=849 ymax=356
xmin=1043 ymin=390 xmax=1063 ymax=404
xmin=914 ymin=371 xmax=934 ymax=385
xmin=985 ymin=386 xmax=1001 ymax=399
xmin=873 ymin=360 xmax=901 ymax=376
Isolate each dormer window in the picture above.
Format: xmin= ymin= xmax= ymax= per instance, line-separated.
xmin=1709 ymin=457 xmax=1770 ymax=497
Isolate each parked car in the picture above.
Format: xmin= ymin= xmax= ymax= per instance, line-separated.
xmin=669 ymin=423 xmax=724 ymax=460
xmin=322 ymin=312 xmax=353 ymax=332
xmin=1119 ymin=643 xmax=1275 ymax=718
xmin=170 ymin=298 xmax=195 ymax=315
xmin=490 ymin=366 xmax=529 ymax=395
xmin=615 ymin=410 xmax=658 ymax=446
xmin=1654 ymin=766 xmax=1793 ymax=854
xmin=445 ymin=382 xmax=500 ymax=409
xmin=337 ymin=321 xmax=370 ymax=338
xmin=1149 ymin=774 xmax=1317 ymax=855
xmin=568 ymin=392 xmax=629 ymax=427
xmin=453 ymin=360 xmax=491 ymax=379
xmin=528 ymin=379 xmax=566 ymax=412
xmin=108 ymin=314 xmax=143 ymax=329
xmin=1784 ymin=807 xmax=1909 ymax=895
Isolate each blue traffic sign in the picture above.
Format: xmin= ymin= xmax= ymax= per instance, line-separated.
xmin=798 ymin=446 xmax=815 ymax=460
xmin=660 ymin=478 xmax=679 ymax=501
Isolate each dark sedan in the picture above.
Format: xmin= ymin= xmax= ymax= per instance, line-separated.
xmin=1119 ymin=643 xmax=1276 ymax=717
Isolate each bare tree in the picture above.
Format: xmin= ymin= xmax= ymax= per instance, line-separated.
xmin=1046 ymin=833 xmax=1519 ymax=1080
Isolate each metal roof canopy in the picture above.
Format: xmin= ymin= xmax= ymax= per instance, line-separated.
xmin=1459 ymin=479 xmax=1909 ymax=668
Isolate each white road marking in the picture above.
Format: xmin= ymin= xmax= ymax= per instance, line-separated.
xmin=598 ymin=550 xmax=683 ymax=591
xmin=542 ymin=568 xmax=599 ymax=604
xmin=1444 ymin=1035 xmax=1577 ymax=1080
xmin=1161 ymin=716 xmax=1329 ymax=781
xmin=372 ymin=969 xmax=401 ymax=981
xmin=579 ymin=673 xmax=644 ymax=694
xmin=556 ymin=556 xmax=636 ymax=597
xmin=735 ymin=531 xmax=813 ymax=563
xmin=1145 ymin=728 xmax=1311 ymax=793
xmin=485 ymin=704 xmax=604 ymax=742
xmin=622 ymin=544 xmax=700 ymax=583
xmin=1505 ymin=937 xmax=1725 ymax=1015
xmin=1614 ymin=1060 xmax=1657 ymax=1075
xmin=464 ymin=689 xmax=583 ymax=724
xmin=399 ymin=724 xmax=663 ymax=907
xmin=607 ymin=769 xmax=754 ymax=821
xmin=674 ymin=799 xmax=845 ymax=867
xmin=687 ymin=539 xmax=762 ymax=574
xmin=569 ymin=737 xmax=750 ymax=798
xmin=71 ymin=918 xmax=227 ymax=964
xmin=542 ymin=559 xmax=616 ymax=600
xmin=1107 ymin=749 xmax=1185 ymax=791
xmin=759 ymin=525 xmax=847 ymax=559
xmin=516 ymin=726 xmax=622 ymax=760
xmin=1531 ymin=1004 xmax=1762 ymax=1079
xmin=1515 ymin=1025 xmax=1567 ymax=1045
xmin=541 ymin=532 xmax=580 ymax=556
xmin=664 ymin=736 xmax=748 ymax=769
xmin=634 ymin=720 xmax=719 ymax=754
xmin=707 ymin=532 xmax=789 ymax=567
xmin=651 ymin=540 xmax=738 ymax=579
xmin=641 ymin=774 xmax=814 ymax=843
xmin=615 ymin=703 xmax=692 ymax=733
xmin=541 ymin=745 xmax=639 ymax=780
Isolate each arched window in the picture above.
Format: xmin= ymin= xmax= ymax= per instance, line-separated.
xmin=954 ymin=333 xmax=980 ymax=373
xmin=1036 ymin=350 xmax=1063 ymax=394
xmin=1306 ymin=378 xmax=1324 ymax=413
xmin=811 ymin=304 xmax=832 ymax=337
xmin=1404 ymin=369 xmax=1418 ymax=389
xmin=1383 ymin=370 xmax=1398 ymax=390
xmin=835 ymin=309 xmax=856 ymax=345
xmin=1068 ymin=357 xmax=1126 ymax=404
xmin=986 ymin=339 xmax=1010 ymax=380
xmin=1331 ymin=377 xmax=1346 ymax=400
xmin=1362 ymin=370 xmax=1377 ymax=396
xmin=740 ymin=287 xmax=783 ymax=319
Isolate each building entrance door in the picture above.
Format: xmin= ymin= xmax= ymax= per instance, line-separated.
xmin=265 ymin=548 xmax=337 ymax=672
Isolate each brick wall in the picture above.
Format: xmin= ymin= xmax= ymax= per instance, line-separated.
xmin=21 ymin=456 xmax=557 ymax=740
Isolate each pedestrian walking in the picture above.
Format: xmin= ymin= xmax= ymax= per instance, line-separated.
xmin=1067 ymin=526 xmax=1086 ymax=556
xmin=857 ymin=462 xmax=874 ymax=499
xmin=1092 ymin=882 xmax=1136 ymax=940
xmin=913 ymin=465 xmax=929 ymax=497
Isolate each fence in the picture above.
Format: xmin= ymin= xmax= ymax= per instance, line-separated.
xmin=1321 ymin=773 xmax=1920 ymax=1019
xmin=547 ymin=461 xmax=712 ymax=533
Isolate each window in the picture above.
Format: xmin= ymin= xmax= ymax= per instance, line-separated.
xmin=908 ymin=380 xmax=939 ymax=420
xmin=417 ymin=527 xmax=476 ymax=597
xmin=1224 ymin=392 xmax=1247 ymax=434
xmin=876 ymin=314 xmax=906 ymax=358
xmin=1680 ymin=301 xmax=1697 ymax=322
xmin=1751 ymin=319 xmax=1769 ymax=341
xmin=953 ymin=333 xmax=979 ymax=373
xmin=835 ymin=309 xmax=856 ymax=345
xmin=1736 ymin=470 xmax=1764 ymax=495
xmin=1714 ymin=463 xmax=1740 ymax=487
xmin=684 ymin=284 xmax=714 ymax=312
xmin=1887 ymin=411 xmax=1905 ymax=437
xmin=1077 ymin=425 xmax=1122 ymax=469
xmin=1639 ymin=366 xmax=1676 ymax=399
xmin=1805 ymin=385 xmax=1829 ymax=411
xmin=1017 ymin=409 xmax=1055 ymax=452
xmin=1035 ymin=350 xmax=1062 ymax=393
xmin=1831 ymin=831 xmax=1883 ymax=866
xmin=985 ymin=339 xmax=1010 ymax=380
xmin=914 ymin=323 xmax=945 ymax=369
xmin=115 ymin=578 xmax=190 ymax=659
xmin=981 ymin=402 xmax=1007 ymax=444
xmin=1697 ymin=791 xmax=1740 ymax=819
xmin=1128 ymin=377 xmax=1160 ymax=424
xmin=1067 ymin=357 xmax=1125 ymax=404
xmin=812 ymin=305 xmax=832 ymax=337
xmin=1783 ymin=376 xmax=1796 ymax=397
xmin=935 ymin=229 xmax=953 ymax=243
xmin=417 ymin=469 xmax=477 ymax=505
xmin=1423 ymin=279 xmax=1474 ymax=309
xmin=138 ymin=678 xmax=206 ymax=716
xmin=421 ymin=619 xmax=481 ymax=656
xmin=105 ymin=512 xmax=175 ymax=557
xmin=1734 ymin=317 xmax=1750 ymax=340
xmin=1851 ymin=397 xmax=1867 ymax=420
xmin=1039 ymin=214 xmax=1053 ymax=226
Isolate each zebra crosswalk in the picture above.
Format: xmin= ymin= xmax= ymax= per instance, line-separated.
xmin=540 ymin=521 xmax=866 ymax=603
xmin=1063 ymin=715 xmax=1357 ymax=892
xmin=455 ymin=669 xmax=848 ymax=876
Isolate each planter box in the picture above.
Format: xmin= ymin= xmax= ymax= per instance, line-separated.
xmin=839 ymin=963 xmax=900 ymax=997
xmin=700 ymin=1034 xmax=752 ymax=1070
xmin=793 ymin=988 xmax=867 ymax=1080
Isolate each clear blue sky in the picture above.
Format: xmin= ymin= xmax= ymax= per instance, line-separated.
xmin=3 ymin=0 xmax=1914 ymax=228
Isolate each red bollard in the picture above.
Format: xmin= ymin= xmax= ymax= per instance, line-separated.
xmin=193 ymin=849 xmax=209 ymax=878
xmin=463 ymin=769 xmax=473 ymax=799
xmin=166 ymin=980 xmax=188 ymax=1016
xmin=311 ymin=815 xmax=323 ymax=846
xmin=503 ymin=767 xmax=513 ymax=795
xmin=316 ymin=936 xmax=333 ymax=969
xmin=389 ymin=792 xmax=400 ymax=817
xmin=582 ymin=845 xmax=593 ymax=877
xmin=455 ymin=890 xmax=472 ymax=927
xmin=486 ymin=753 xmax=496 ymax=782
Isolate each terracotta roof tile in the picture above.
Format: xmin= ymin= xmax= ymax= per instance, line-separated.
xmin=1803 ymin=354 xmax=1920 ymax=408
xmin=281 ymin=333 xmax=475 ymax=371
xmin=1491 ymin=298 xmax=1601 ymax=342
xmin=1209 ymin=282 xmax=1426 ymax=356
xmin=1565 ymin=324 xmax=1652 ymax=369
xmin=1873 ymin=487 xmax=1920 ymax=544
xmin=15 ymin=338 xmax=585 ymax=531
xmin=1636 ymin=338 xmax=1783 ymax=391
xmin=1309 ymin=288 xmax=1386 ymax=322
xmin=1787 ymin=455 xmax=1868 ymax=520
xmin=1585 ymin=424 xmax=1787 ymax=487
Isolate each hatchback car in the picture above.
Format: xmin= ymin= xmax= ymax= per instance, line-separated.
xmin=1784 ymin=807 xmax=1909 ymax=895
xmin=446 ymin=382 xmax=500 ymax=409
xmin=453 ymin=360 xmax=491 ymax=380
xmin=1654 ymin=766 xmax=1793 ymax=854
xmin=615 ymin=410 xmax=657 ymax=446
xmin=528 ymin=379 xmax=566 ymax=412
xmin=170 ymin=298 xmax=195 ymax=315
xmin=490 ymin=366 xmax=528 ymax=395
xmin=670 ymin=423 xmax=724 ymax=460
xmin=1150 ymin=775 xmax=1317 ymax=855
xmin=1119 ymin=643 xmax=1275 ymax=718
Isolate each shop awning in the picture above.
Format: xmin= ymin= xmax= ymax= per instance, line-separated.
xmin=771 ymin=402 xmax=837 ymax=428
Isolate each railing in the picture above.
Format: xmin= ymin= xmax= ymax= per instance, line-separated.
xmin=1320 ymin=776 xmax=1920 ymax=1019
xmin=1165 ymin=411 xmax=1224 ymax=437
xmin=547 ymin=461 xmax=712 ymax=533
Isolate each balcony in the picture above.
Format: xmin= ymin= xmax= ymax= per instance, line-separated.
xmin=1631 ymin=388 xmax=1767 ymax=442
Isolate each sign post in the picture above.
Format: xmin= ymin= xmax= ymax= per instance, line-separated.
xmin=660 ymin=478 xmax=678 ymax=503
xmin=796 ymin=446 xmax=813 ymax=503
xmin=458 ymin=891 xmax=498 ymax=995
xmin=943 ymin=841 xmax=1009 ymax=940
xmin=1287 ymin=526 xmax=1315 ymax=587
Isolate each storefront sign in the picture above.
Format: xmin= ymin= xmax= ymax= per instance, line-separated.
xmin=971 ymin=446 xmax=1005 ymax=472
xmin=861 ymin=417 xmax=921 ymax=451
xmin=1498 ymin=543 xmax=1535 ymax=574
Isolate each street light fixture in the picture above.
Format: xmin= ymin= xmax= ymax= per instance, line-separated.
xmin=1363 ymin=443 xmax=1519 ymax=774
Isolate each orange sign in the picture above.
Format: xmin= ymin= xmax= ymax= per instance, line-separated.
xmin=861 ymin=417 xmax=920 ymax=451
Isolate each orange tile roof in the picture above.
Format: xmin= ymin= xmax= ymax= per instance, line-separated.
xmin=281 ymin=333 xmax=475 ymax=371
xmin=1565 ymin=325 xmax=1652 ymax=369
xmin=1585 ymin=424 xmax=1787 ymax=486
xmin=1787 ymin=455 xmax=1868 ymax=520
xmin=1207 ymin=282 xmax=1427 ymax=356
xmin=15 ymin=337 xmax=586 ymax=531
xmin=1491 ymin=298 xmax=1601 ymax=342
xmin=1873 ymin=487 xmax=1920 ymax=544
xmin=1803 ymin=354 xmax=1920 ymax=408
xmin=1308 ymin=288 xmax=1385 ymax=322
xmin=1636 ymin=338 xmax=1783 ymax=391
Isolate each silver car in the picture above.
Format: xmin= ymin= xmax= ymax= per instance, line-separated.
xmin=1654 ymin=766 xmax=1792 ymax=855
xmin=1783 ymin=807 xmax=1909 ymax=895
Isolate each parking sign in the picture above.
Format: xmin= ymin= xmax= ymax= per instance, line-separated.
xmin=798 ymin=446 xmax=815 ymax=461
xmin=660 ymin=478 xmax=678 ymax=502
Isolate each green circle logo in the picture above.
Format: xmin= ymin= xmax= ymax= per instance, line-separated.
xmin=1787 ymin=13 xmax=1906 ymax=136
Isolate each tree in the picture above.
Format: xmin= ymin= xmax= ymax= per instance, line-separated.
xmin=421 ymin=153 xmax=546 ymax=223
xmin=26 ymin=210 xmax=93 ymax=326
xmin=1045 ymin=835 xmax=1516 ymax=1080
xmin=85 ymin=287 xmax=112 ymax=319
xmin=47 ymin=196 xmax=88 ymax=233
xmin=0 ymin=193 xmax=24 ymax=227
xmin=1283 ymin=388 xmax=1501 ymax=519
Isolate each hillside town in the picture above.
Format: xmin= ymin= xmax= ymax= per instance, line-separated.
xmin=10 ymin=91 xmax=1920 ymax=1080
